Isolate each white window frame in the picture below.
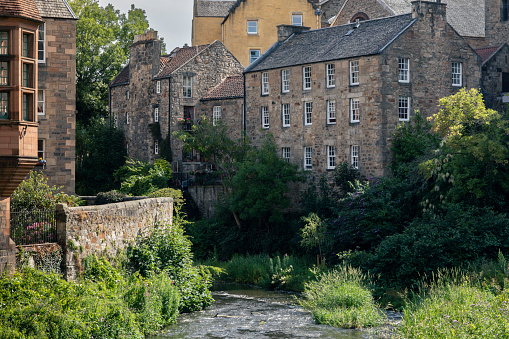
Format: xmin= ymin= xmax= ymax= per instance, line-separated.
xmin=126 ymin=90 xmax=129 ymax=100
xmin=154 ymin=107 xmax=159 ymax=122
xmin=114 ymin=112 xmax=118 ymax=128
xmin=351 ymin=145 xmax=359 ymax=169
xmin=156 ymin=80 xmax=161 ymax=94
xmin=327 ymin=145 xmax=336 ymax=170
xmin=304 ymin=101 xmax=312 ymax=126
xmin=452 ymin=62 xmax=462 ymax=87
xmin=262 ymin=72 xmax=269 ymax=95
xmin=154 ymin=140 xmax=159 ymax=155
xmin=399 ymin=96 xmax=410 ymax=121
xmin=262 ymin=106 xmax=269 ymax=129
xmin=304 ymin=146 xmax=312 ymax=170
xmin=37 ymin=89 xmax=44 ymax=115
xmin=126 ymin=112 xmax=130 ymax=125
xmin=183 ymin=76 xmax=192 ymax=98
xmin=327 ymin=64 xmax=335 ymax=88
xmin=38 ymin=139 xmax=45 ymax=160
xmin=303 ymin=66 xmax=311 ymax=90
xmin=213 ymin=106 xmax=221 ymax=126
xmin=398 ymin=58 xmax=409 ymax=83
xmin=292 ymin=14 xmax=303 ymax=26
xmin=282 ymin=103 xmax=290 ymax=127
xmin=281 ymin=69 xmax=289 ymax=93
xmin=247 ymin=20 xmax=258 ymax=35
xmin=250 ymin=49 xmax=260 ymax=64
xmin=350 ymin=60 xmax=359 ymax=85
xmin=282 ymin=147 xmax=290 ymax=163
xmin=38 ymin=23 xmax=45 ymax=63
xmin=350 ymin=98 xmax=360 ymax=123
xmin=327 ymin=100 xmax=336 ymax=124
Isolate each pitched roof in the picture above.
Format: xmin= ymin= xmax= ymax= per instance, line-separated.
xmin=333 ymin=0 xmax=484 ymax=38
xmin=475 ymin=44 xmax=505 ymax=64
xmin=33 ymin=0 xmax=77 ymax=19
xmin=110 ymin=65 xmax=130 ymax=87
xmin=0 ymin=0 xmax=43 ymax=22
xmin=195 ymin=0 xmax=236 ymax=17
xmin=245 ymin=14 xmax=416 ymax=73
xmin=155 ymin=44 xmax=211 ymax=78
xmin=202 ymin=74 xmax=244 ymax=100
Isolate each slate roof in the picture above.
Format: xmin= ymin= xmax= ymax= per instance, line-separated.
xmin=33 ymin=0 xmax=77 ymax=19
xmin=0 ymin=0 xmax=43 ymax=22
xmin=202 ymin=74 xmax=244 ymax=100
xmin=245 ymin=14 xmax=416 ymax=73
xmin=333 ymin=0 xmax=484 ymax=38
xmin=155 ymin=44 xmax=211 ymax=78
xmin=475 ymin=44 xmax=504 ymax=64
xmin=110 ymin=65 xmax=130 ymax=87
xmin=195 ymin=0 xmax=236 ymax=17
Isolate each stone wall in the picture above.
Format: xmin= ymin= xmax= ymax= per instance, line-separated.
xmin=37 ymin=17 xmax=77 ymax=194
xmin=332 ymin=0 xmax=389 ymax=25
xmin=56 ymin=197 xmax=173 ymax=280
xmin=0 ymin=197 xmax=16 ymax=276
xmin=481 ymin=44 xmax=509 ymax=111
xmin=485 ymin=0 xmax=509 ymax=46
xmin=187 ymin=185 xmax=223 ymax=219
xmin=197 ymin=97 xmax=244 ymax=141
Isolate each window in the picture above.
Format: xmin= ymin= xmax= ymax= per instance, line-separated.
xmin=327 ymin=145 xmax=336 ymax=170
xmin=503 ymin=0 xmax=509 ymax=21
xmin=351 ymin=145 xmax=359 ymax=169
xmin=38 ymin=139 xmax=45 ymax=160
xmin=23 ymin=34 xmax=29 ymax=57
xmin=350 ymin=60 xmax=359 ymax=85
xmin=22 ymin=63 xmax=32 ymax=87
xmin=327 ymin=100 xmax=336 ymax=124
xmin=183 ymin=106 xmax=194 ymax=131
xmin=399 ymin=96 xmax=410 ymax=121
xmin=282 ymin=147 xmax=290 ymax=162
xmin=154 ymin=107 xmax=159 ymax=122
xmin=292 ymin=14 xmax=303 ymax=26
xmin=304 ymin=147 xmax=312 ymax=170
xmin=503 ymin=72 xmax=509 ymax=92
xmin=114 ymin=112 xmax=118 ymax=128
xmin=22 ymin=93 xmax=32 ymax=121
xmin=0 ymin=31 xmax=8 ymax=55
xmin=261 ymin=72 xmax=269 ymax=95
xmin=398 ymin=58 xmax=409 ymax=83
xmin=304 ymin=101 xmax=312 ymax=125
xmin=327 ymin=64 xmax=335 ymax=88
xmin=250 ymin=49 xmax=260 ymax=64
xmin=23 ymin=94 xmax=28 ymax=120
xmin=126 ymin=112 xmax=129 ymax=125
xmin=247 ymin=20 xmax=258 ymax=34
xmin=213 ymin=106 xmax=221 ymax=126
xmin=350 ymin=98 xmax=360 ymax=122
xmin=282 ymin=103 xmax=290 ymax=127
xmin=0 ymin=62 xmax=8 ymax=85
xmin=156 ymin=80 xmax=161 ymax=94
xmin=452 ymin=62 xmax=462 ymax=87
xmin=126 ymin=90 xmax=129 ymax=100
xmin=183 ymin=76 xmax=192 ymax=97
xmin=262 ymin=106 xmax=269 ymax=129
xmin=0 ymin=92 xmax=8 ymax=119
xmin=281 ymin=69 xmax=289 ymax=93
xmin=38 ymin=23 xmax=45 ymax=63
xmin=154 ymin=140 xmax=159 ymax=155
xmin=303 ymin=66 xmax=311 ymax=90
xmin=37 ymin=90 xmax=44 ymax=115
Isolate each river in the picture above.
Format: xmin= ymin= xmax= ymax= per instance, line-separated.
xmin=149 ymin=283 xmax=399 ymax=338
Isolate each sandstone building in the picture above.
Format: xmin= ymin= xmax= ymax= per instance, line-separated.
xmin=0 ymin=0 xmax=42 ymax=274
xmin=109 ymin=31 xmax=244 ymax=170
xmin=192 ymin=0 xmax=321 ymax=66
xmin=33 ymin=0 xmax=77 ymax=194
xmin=244 ymin=1 xmax=481 ymax=179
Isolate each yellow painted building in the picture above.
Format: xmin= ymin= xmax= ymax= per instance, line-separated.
xmin=192 ymin=0 xmax=321 ymax=67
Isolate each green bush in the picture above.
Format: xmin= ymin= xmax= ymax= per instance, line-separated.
xmin=115 ymin=159 xmax=173 ymax=196
xmin=300 ymin=265 xmax=385 ymax=328
xmin=147 ymin=188 xmax=184 ymax=211
xmin=94 ymin=190 xmax=125 ymax=205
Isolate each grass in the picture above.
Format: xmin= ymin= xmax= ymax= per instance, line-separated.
xmin=299 ymin=265 xmax=385 ymax=328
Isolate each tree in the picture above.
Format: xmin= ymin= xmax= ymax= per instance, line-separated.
xmin=114 ymin=159 xmax=173 ymax=196
xmin=69 ymin=0 xmax=152 ymax=124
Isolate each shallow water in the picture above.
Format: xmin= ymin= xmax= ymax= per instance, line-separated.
xmin=149 ymin=283 xmax=391 ymax=339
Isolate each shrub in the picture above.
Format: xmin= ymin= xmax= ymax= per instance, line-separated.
xmin=95 ymin=190 xmax=125 ymax=205
xmin=300 ymin=265 xmax=385 ymax=328
xmin=115 ymin=159 xmax=173 ymax=196
xmin=147 ymin=188 xmax=184 ymax=211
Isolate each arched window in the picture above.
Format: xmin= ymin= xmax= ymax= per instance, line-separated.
xmin=350 ymin=12 xmax=369 ymax=23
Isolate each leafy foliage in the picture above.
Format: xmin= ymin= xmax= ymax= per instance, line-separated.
xmin=94 ymin=190 xmax=125 ymax=205
xmin=115 ymin=159 xmax=172 ymax=196
xmin=11 ymin=172 xmax=81 ymax=211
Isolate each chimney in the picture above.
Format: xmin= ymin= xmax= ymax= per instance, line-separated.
xmin=412 ymin=0 xmax=447 ymax=20
xmin=130 ymin=29 xmax=162 ymax=77
xmin=276 ymin=24 xmax=310 ymax=42
xmin=134 ymin=29 xmax=159 ymax=43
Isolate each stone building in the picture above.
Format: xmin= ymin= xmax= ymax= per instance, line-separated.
xmin=476 ymin=43 xmax=509 ymax=110
xmin=32 ymin=0 xmax=77 ymax=194
xmin=192 ymin=0 xmax=320 ymax=66
xmin=198 ymin=74 xmax=245 ymax=141
xmin=109 ymin=31 xmax=244 ymax=170
xmin=244 ymin=1 xmax=481 ymax=179
xmin=0 ymin=0 xmax=42 ymax=274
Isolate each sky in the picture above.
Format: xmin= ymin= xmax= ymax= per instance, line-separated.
xmin=97 ymin=0 xmax=194 ymax=50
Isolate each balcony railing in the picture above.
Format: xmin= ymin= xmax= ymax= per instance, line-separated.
xmin=10 ymin=209 xmax=57 ymax=245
